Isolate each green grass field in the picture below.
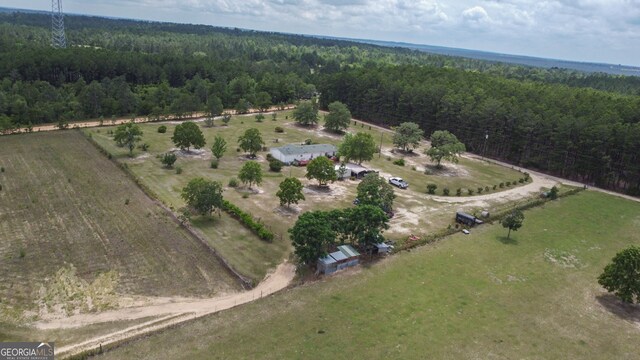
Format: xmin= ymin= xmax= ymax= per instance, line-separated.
xmin=84 ymin=112 xmax=525 ymax=279
xmin=0 ymin=131 xmax=240 ymax=329
xmin=102 ymin=191 xmax=640 ymax=359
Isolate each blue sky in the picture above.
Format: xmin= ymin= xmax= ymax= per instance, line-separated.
xmin=3 ymin=0 xmax=639 ymax=66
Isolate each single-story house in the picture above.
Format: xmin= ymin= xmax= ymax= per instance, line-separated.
xmin=317 ymin=244 xmax=361 ymax=275
xmin=270 ymin=144 xmax=337 ymax=164
xmin=334 ymin=163 xmax=378 ymax=179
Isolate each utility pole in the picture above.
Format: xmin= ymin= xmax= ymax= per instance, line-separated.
xmin=378 ymin=132 xmax=384 ymax=158
xmin=51 ymin=0 xmax=67 ymax=48
xmin=483 ymin=131 xmax=488 ymax=160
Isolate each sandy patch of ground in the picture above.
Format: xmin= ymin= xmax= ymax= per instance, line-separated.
xmin=283 ymin=122 xmax=344 ymax=140
xmin=274 ymin=205 xmax=302 ymax=217
xmin=389 ymin=206 xmax=423 ymax=235
xmin=35 ymin=261 xmax=296 ymax=358
xmin=170 ymin=148 xmax=211 ymax=160
xmin=303 ymin=180 xmax=351 ymax=201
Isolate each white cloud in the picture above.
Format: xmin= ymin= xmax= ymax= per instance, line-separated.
xmin=6 ymin=0 xmax=639 ymax=64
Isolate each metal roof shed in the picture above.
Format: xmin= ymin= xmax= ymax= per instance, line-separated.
xmin=317 ymin=254 xmax=338 ymax=275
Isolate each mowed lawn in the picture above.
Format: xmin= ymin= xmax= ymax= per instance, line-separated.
xmin=85 ymin=112 xmax=525 ymax=280
xmin=0 ymin=131 xmax=240 ymax=325
xmin=103 ymin=191 xmax=640 ymax=359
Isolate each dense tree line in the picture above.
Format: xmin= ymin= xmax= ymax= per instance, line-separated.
xmin=318 ymin=65 xmax=640 ymax=195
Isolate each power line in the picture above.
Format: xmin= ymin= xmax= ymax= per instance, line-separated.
xmin=51 ymin=0 xmax=67 ymax=49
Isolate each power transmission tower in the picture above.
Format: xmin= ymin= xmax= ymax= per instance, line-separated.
xmin=51 ymin=0 xmax=67 ymax=48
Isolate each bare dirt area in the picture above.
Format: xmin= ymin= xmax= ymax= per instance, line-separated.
xmin=0 ymin=132 xmax=241 ymax=326
xmin=41 ymin=261 xmax=296 ymax=358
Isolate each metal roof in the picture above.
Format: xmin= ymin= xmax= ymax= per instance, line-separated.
xmin=272 ymin=144 xmax=337 ymax=156
xmin=337 ymin=244 xmax=360 ymax=258
xmin=318 ymin=254 xmax=337 ymax=265
xmin=329 ymin=250 xmax=348 ymax=262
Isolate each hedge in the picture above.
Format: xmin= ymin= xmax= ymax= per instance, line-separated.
xmin=222 ymin=200 xmax=275 ymax=242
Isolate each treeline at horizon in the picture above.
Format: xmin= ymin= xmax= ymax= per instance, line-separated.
xmin=0 ymin=11 xmax=639 ymax=195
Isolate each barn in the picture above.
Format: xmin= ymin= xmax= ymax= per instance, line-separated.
xmin=270 ymin=144 xmax=337 ymax=164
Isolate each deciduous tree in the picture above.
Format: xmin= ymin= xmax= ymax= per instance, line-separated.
xmin=113 ymin=122 xmax=143 ymax=156
xmin=338 ymin=132 xmax=377 ymax=164
xmin=211 ymin=135 xmax=227 ymax=160
xmin=276 ymin=177 xmax=305 ymax=207
xmin=341 ymin=205 xmax=389 ymax=249
xmin=172 ymin=121 xmax=206 ymax=151
xmin=306 ymin=156 xmax=336 ymax=186
xmin=598 ymin=246 xmax=640 ymax=304
xmin=238 ymin=161 xmax=263 ymax=188
xmin=293 ymin=101 xmax=318 ymax=126
xmin=356 ymin=173 xmax=395 ymax=212
xmin=324 ymin=101 xmax=351 ymax=133
xmin=425 ymin=130 xmax=465 ymax=168
xmin=501 ymin=209 xmax=524 ymax=239
xmin=393 ymin=122 xmax=424 ymax=152
xmin=289 ymin=211 xmax=336 ymax=265
xmin=237 ymin=128 xmax=264 ymax=157
xmin=181 ymin=177 xmax=224 ymax=216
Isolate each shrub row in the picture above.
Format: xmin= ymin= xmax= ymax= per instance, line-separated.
xmin=436 ymin=174 xmax=531 ymax=196
xmin=222 ymin=200 xmax=274 ymax=242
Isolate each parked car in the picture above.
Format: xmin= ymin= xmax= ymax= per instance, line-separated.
xmin=292 ymin=159 xmax=309 ymax=167
xmin=389 ymin=177 xmax=409 ymax=189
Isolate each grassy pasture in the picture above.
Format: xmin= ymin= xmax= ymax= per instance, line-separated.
xmin=85 ymin=111 xmax=525 ymax=279
xmin=0 ymin=131 xmax=240 ymax=327
xmin=102 ymin=191 xmax=640 ymax=359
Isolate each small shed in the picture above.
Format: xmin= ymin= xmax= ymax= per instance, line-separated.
xmin=455 ymin=211 xmax=484 ymax=226
xmin=317 ymin=245 xmax=361 ymax=275
xmin=270 ymin=144 xmax=337 ymax=164
xmin=372 ymin=242 xmax=392 ymax=254
xmin=317 ymin=254 xmax=338 ymax=275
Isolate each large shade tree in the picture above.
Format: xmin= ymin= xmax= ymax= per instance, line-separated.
xmin=425 ymin=130 xmax=466 ymax=168
xmin=237 ymin=128 xmax=264 ymax=157
xmin=238 ymin=161 xmax=263 ymax=188
xmin=306 ymin=156 xmax=337 ymax=186
xmin=323 ymin=101 xmax=351 ymax=133
xmin=181 ymin=177 xmax=224 ymax=216
xmin=289 ymin=211 xmax=336 ymax=265
xmin=598 ymin=246 xmax=640 ymax=304
xmin=172 ymin=121 xmax=206 ymax=151
xmin=276 ymin=177 xmax=305 ymax=207
xmin=293 ymin=101 xmax=319 ymax=126
xmin=356 ymin=173 xmax=395 ymax=213
xmin=338 ymin=132 xmax=377 ymax=164
xmin=392 ymin=122 xmax=424 ymax=152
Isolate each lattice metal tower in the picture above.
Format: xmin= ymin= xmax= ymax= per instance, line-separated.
xmin=51 ymin=0 xmax=67 ymax=48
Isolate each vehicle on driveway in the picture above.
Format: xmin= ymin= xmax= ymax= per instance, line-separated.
xmin=389 ymin=177 xmax=408 ymax=189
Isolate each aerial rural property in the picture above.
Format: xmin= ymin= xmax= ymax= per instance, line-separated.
xmin=0 ymin=2 xmax=639 ymax=359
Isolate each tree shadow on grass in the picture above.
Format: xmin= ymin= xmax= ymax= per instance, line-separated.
xmin=497 ymin=236 xmax=518 ymax=245
xmin=596 ymin=293 xmax=640 ymax=323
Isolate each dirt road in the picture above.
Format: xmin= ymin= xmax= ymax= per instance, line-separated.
xmin=3 ymin=105 xmax=295 ymax=135
xmin=41 ymin=261 xmax=296 ymax=358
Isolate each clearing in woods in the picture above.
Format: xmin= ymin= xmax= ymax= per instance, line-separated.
xmin=84 ymin=110 xmax=531 ymax=278
xmin=100 ymin=191 xmax=640 ymax=360
xmin=0 ymin=131 xmax=240 ymax=341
